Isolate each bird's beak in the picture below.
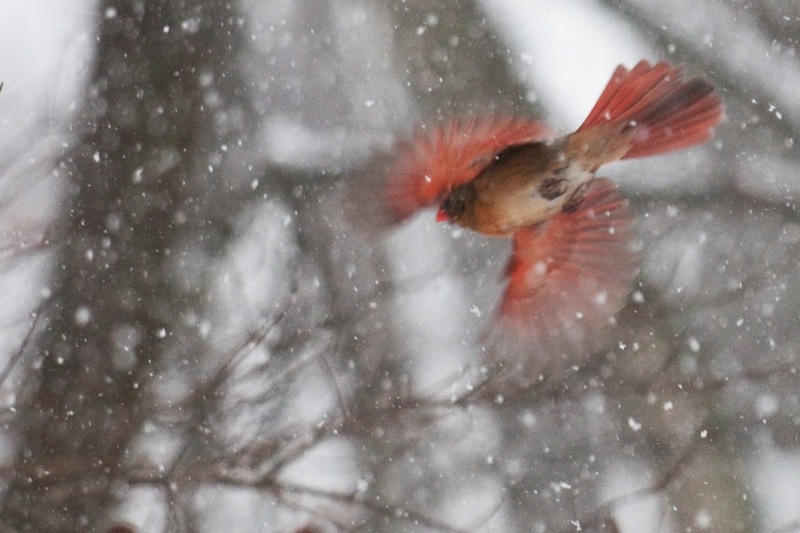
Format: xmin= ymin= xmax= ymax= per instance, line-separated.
xmin=436 ymin=208 xmax=449 ymax=223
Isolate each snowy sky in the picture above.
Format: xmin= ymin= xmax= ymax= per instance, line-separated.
xmin=2 ymin=2 xmax=799 ymax=532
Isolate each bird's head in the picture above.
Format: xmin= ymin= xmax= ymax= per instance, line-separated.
xmin=436 ymin=185 xmax=472 ymax=223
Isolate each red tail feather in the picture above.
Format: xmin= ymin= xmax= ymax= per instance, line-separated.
xmin=579 ymin=60 xmax=722 ymax=159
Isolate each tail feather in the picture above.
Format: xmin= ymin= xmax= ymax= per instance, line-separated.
xmin=579 ymin=60 xmax=722 ymax=159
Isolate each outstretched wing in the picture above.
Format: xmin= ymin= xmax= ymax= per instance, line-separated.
xmin=495 ymin=178 xmax=638 ymax=365
xmin=384 ymin=118 xmax=553 ymax=222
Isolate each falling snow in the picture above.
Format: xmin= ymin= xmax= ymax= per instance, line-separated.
xmin=1 ymin=2 xmax=798 ymax=532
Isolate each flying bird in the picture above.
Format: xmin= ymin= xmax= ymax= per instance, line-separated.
xmin=371 ymin=60 xmax=722 ymax=379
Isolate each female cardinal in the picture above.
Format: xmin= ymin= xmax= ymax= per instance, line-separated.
xmin=372 ymin=60 xmax=722 ymax=375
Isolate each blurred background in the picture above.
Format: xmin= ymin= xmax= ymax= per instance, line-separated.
xmin=0 ymin=0 xmax=799 ymax=531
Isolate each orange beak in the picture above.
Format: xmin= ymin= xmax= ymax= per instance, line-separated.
xmin=436 ymin=208 xmax=449 ymax=222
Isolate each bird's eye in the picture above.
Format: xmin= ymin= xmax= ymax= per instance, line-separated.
xmin=441 ymin=195 xmax=465 ymax=220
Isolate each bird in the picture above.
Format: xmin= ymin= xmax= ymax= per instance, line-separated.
xmin=370 ymin=60 xmax=722 ymax=381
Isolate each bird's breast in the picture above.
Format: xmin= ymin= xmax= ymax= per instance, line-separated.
xmin=465 ymin=159 xmax=595 ymax=236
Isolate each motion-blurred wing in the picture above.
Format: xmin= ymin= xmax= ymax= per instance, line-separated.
xmin=384 ymin=118 xmax=553 ymax=222
xmin=496 ymin=178 xmax=638 ymax=363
